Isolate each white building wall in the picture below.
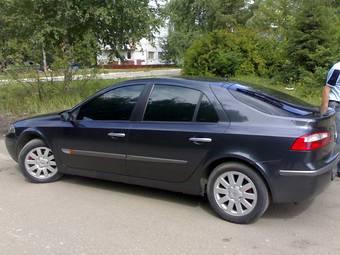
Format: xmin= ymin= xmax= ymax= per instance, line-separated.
xmin=97 ymin=26 xmax=168 ymax=66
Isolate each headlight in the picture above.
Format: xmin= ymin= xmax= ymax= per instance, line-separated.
xmin=7 ymin=124 xmax=15 ymax=135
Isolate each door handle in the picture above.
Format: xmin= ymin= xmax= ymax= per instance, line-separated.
xmin=189 ymin=137 xmax=212 ymax=143
xmin=108 ymin=132 xmax=126 ymax=138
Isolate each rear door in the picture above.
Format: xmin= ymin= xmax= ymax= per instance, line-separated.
xmin=57 ymin=84 xmax=147 ymax=175
xmin=126 ymin=83 xmax=228 ymax=182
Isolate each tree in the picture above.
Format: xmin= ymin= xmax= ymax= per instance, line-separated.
xmin=0 ymin=0 xmax=160 ymax=71
xmin=0 ymin=0 xmax=160 ymax=100
xmin=247 ymin=0 xmax=298 ymax=39
xmin=162 ymin=0 xmax=256 ymax=64
xmin=285 ymin=0 xmax=338 ymax=82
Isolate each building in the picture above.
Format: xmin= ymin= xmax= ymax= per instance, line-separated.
xmin=97 ymin=26 xmax=168 ymax=66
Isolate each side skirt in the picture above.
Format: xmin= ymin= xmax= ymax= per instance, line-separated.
xmin=59 ymin=166 xmax=203 ymax=196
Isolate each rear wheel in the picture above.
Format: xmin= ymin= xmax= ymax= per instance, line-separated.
xmin=18 ymin=139 xmax=62 ymax=183
xmin=207 ymin=162 xmax=269 ymax=224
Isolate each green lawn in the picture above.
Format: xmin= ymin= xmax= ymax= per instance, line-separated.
xmin=0 ymin=79 xmax=126 ymax=118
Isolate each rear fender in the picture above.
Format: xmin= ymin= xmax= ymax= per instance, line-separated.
xmin=200 ymin=152 xmax=274 ymax=196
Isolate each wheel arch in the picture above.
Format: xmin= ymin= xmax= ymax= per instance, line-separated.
xmin=200 ymin=155 xmax=273 ymax=200
xmin=16 ymin=129 xmax=50 ymax=156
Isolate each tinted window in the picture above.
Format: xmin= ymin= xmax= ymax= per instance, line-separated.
xmin=230 ymin=89 xmax=316 ymax=117
xmin=78 ymin=85 xmax=145 ymax=121
xmin=144 ymin=85 xmax=201 ymax=122
xmin=233 ymin=83 xmax=315 ymax=108
xmin=197 ymin=95 xmax=219 ymax=122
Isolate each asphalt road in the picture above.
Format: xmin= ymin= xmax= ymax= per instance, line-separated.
xmin=0 ymin=139 xmax=339 ymax=255
xmin=0 ymin=68 xmax=181 ymax=84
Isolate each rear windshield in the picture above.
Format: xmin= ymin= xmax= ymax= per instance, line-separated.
xmin=229 ymin=84 xmax=319 ymax=117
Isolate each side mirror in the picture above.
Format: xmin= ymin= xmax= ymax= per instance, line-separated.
xmin=61 ymin=111 xmax=78 ymax=125
xmin=60 ymin=111 xmax=70 ymax=121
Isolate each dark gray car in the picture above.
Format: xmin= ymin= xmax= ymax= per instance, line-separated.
xmin=5 ymin=78 xmax=339 ymax=224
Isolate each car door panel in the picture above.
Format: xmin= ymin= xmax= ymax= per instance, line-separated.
xmin=126 ymin=122 xmax=226 ymax=182
xmin=55 ymin=84 xmax=147 ymax=175
xmin=125 ymin=83 xmax=228 ymax=182
xmin=57 ymin=121 xmax=128 ymax=174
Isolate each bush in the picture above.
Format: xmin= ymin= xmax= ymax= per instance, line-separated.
xmin=183 ymin=28 xmax=283 ymax=78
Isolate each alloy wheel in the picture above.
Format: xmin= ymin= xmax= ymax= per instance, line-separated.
xmin=24 ymin=147 xmax=58 ymax=180
xmin=213 ymin=171 xmax=258 ymax=216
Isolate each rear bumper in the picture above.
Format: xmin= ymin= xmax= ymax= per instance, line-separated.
xmin=279 ymin=156 xmax=338 ymax=177
xmin=269 ymin=153 xmax=339 ymax=203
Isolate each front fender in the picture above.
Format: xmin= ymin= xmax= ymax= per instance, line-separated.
xmin=16 ymin=128 xmax=52 ymax=155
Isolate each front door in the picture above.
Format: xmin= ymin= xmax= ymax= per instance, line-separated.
xmin=57 ymin=84 xmax=146 ymax=175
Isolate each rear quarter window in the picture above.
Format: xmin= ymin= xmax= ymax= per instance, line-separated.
xmin=229 ymin=89 xmax=293 ymax=116
xmin=196 ymin=95 xmax=219 ymax=122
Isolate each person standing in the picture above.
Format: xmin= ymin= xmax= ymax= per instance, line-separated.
xmin=320 ymin=61 xmax=340 ymax=176
xmin=321 ymin=62 xmax=340 ymax=113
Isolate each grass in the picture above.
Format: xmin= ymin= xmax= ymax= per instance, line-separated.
xmin=0 ymin=79 xmax=126 ymax=119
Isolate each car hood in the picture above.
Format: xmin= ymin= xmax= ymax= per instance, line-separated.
xmin=14 ymin=111 xmax=65 ymax=126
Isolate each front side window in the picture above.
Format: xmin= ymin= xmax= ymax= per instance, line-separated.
xmin=77 ymin=85 xmax=145 ymax=121
xmin=143 ymin=85 xmax=201 ymax=122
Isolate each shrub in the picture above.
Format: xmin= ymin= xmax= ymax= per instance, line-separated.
xmin=183 ymin=28 xmax=282 ymax=78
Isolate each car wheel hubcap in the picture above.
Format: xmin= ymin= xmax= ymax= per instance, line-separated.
xmin=24 ymin=147 xmax=58 ymax=179
xmin=213 ymin=171 xmax=257 ymax=216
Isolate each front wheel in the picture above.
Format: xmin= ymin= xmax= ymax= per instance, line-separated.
xmin=207 ymin=162 xmax=269 ymax=224
xmin=18 ymin=139 xmax=63 ymax=183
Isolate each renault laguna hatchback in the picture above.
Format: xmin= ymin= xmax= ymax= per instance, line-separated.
xmin=5 ymin=78 xmax=339 ymax=224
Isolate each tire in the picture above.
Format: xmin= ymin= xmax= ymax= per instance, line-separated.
xmin=18 ymin=139 xmax=63 ymax=183
xmin=207 ymin=162 xmax=269 ymax=224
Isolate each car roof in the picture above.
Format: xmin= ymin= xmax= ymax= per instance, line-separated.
xmin=71 ymin=77 xmax=236 ymax=113
xmin=112 ymin=77 xmax=236 ymax=89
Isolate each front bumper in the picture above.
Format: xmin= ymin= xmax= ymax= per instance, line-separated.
xmin=269 ymin=153 xmax=339 ymax=203
xmin=5 ymin=133 xmax=18 ymax=162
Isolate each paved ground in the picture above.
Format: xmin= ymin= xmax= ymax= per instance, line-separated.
xmin=0 ymin=68 xmax=181 ymax=84
xmin=0 ymin=139 xmax=339 ymax=255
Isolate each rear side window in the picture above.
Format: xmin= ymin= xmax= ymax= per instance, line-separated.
xmin=143 ymin=85 xmax=201 ymax=122
xmin=78 ymin=85 xmax=145 ymax=121
xmin=230 ymin=88 xmax=316 ymax=116
xmin=230 ymin=89 xmax=293 ymax=116
xmin=197 ymin=95 xmax=219 ymax=122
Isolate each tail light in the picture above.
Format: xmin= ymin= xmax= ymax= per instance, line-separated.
xmin=290 ymin=131 xmax=332 ymax=151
